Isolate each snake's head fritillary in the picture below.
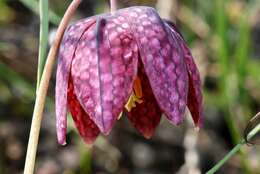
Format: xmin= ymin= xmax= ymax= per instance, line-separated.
xmin=55 ymin=6 xmax=203 ymax=145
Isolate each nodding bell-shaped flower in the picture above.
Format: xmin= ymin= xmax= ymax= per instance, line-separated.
xmin=56 ymin=6 xmax=203 ymax=145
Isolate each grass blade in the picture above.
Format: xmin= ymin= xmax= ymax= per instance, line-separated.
xmin=36 ymin=0 xmax=49 ymax=90
xmin=19 ymin=0 xmax=60 ymax=25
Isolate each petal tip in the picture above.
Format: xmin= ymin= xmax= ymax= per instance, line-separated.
xmin=57 ymin=125 xmax=67 ymax=146
xmin=167 ymin=115 xmax=185 ymax=126
xmin=82 ymin=137 xmax=96 ymax=145
xmin=194 ymin=127 xmax=200 ymax=132
xmin=56 ymin=123 xmax=67 ymax=146
xmin=196 ymin=114 xmax=204 ymax=128
xmin=58 ymin=136 xmax=67 ymax=146
xmin=93 ymin=115 xmax=116 ymax=135
xmin=143 ymin=132 xmax=154 ymax=139
xmin=101 ymin=127 xmax=112 ymax=136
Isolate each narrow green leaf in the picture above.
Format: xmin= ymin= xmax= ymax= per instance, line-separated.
xmin=19 ymin=0 xmax=60 ymax=25
xmin=36 ymin=0 xmax=49 ymax=90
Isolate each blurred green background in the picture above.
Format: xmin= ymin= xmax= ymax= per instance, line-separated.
xmin=0 ymin=0 xmax=260 ymax=173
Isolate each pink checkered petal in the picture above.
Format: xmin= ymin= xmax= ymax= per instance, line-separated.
xmin=128 ymin=7 xmax=188 ymax=124
xmin=165 ymin=21 xmax=203 ymax=127
xmin=55 ymin=18 xmax=95 ymax=145
xmin=71 ymin=19 xmax=138 ymax=134
xmin=182 ymin=44 xmax=203 ymax=127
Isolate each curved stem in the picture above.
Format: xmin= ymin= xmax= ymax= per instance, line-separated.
xmin=110 ymin=0 xmax=117 ymax=13
xmin=23 ymin=1 xmax=81 ymax=173
xmin=206 ymin=123 xmax=260 ymax=174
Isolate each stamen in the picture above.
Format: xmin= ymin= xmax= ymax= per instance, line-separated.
xmin=117 ymin=112 xmax=123 ymax=120
xmin=133 ymin=77 xmax=143 ymax=98
xmin=125 ymin=77 xmax=143 ymax=112
xmin=125 ymin=92 xmax=143 ymax=112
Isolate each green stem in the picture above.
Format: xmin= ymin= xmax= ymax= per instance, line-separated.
xmin=36 ymin=0 xmax=49 ymax=90
xmin=206 ymin=123 xmax=260 ymax=174
xmin=19 ymin=0 xmax=61 ymax=25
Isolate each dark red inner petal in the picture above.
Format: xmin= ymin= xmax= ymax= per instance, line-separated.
xmin=187 ymin=74 xmax=201 ymax=126
xmin=67 ymin=77 xmax=100 ymax=144
xmin=126 ymin=64 xmax=162 ymax=138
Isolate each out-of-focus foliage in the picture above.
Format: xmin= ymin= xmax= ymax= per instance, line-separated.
xmin=0 ymin=0 xmax=15 ymax=23
xmin=0 ymin=0 xmax=260 ymax=174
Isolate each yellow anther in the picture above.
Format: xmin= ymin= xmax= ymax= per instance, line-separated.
xmin=125 ymin=92 xmax=143 ymax=112
xmin=124 ymin=76 xmax=144 ymax=112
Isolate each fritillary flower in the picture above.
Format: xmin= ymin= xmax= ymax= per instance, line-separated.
xmin=56 ymin=6 xmax=203 ymax=145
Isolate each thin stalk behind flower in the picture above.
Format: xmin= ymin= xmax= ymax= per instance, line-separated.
xmin=110 ymin=0 xmax=117 ymax=13
xmin=24 ymin=0 xmax=82 ymax=174
xmin=206 ymin=119 xmax=260 ymax=174
xmin=214 ymin=0 xmax=251 ymax=173
xmin=36 ymin=0 xmax=49 ymax=90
